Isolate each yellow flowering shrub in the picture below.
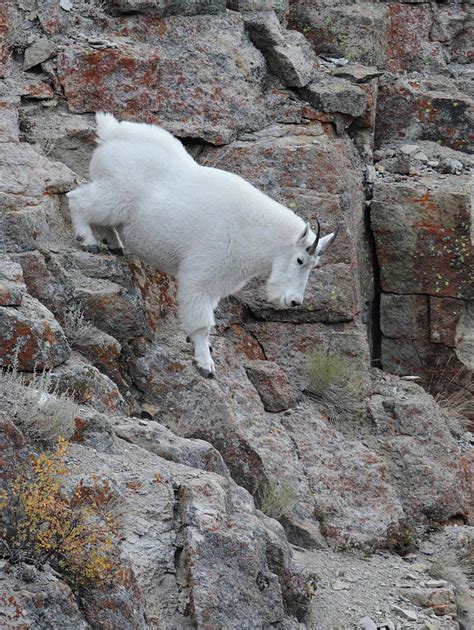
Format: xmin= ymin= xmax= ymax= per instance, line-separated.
xmin=0 ymin=438 xmax=119 ymax=590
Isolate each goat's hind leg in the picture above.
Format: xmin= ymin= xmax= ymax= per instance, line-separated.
xmin=67 ymin=184 xmax=100 ymax=252
xmin=95 ymin=226 xmax=124 ymax=256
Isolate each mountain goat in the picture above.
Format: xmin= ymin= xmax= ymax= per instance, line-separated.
xmin=67 ymin=113 xmax=338 ymax=378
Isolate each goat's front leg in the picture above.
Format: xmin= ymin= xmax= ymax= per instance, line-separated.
xmin=189 ymin=327 xmax=215 ymax=378
xmin=178 ymin=278 xmax=217 ymax=378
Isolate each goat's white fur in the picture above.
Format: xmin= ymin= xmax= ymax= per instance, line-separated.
xmin=67 ymin=113 xmax=336 ymax=377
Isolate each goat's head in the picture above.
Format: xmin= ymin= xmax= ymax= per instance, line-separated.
xmin=266 ymin=220 xmax=339 ymax=308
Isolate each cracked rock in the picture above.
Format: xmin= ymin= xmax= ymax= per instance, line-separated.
xmin=23 ymin=38 xmax=57 ymax=71
xmin=266 ymin=30 xmax=316 ymax=88
xmin=300 ymin=76 xmax=367 ymax=117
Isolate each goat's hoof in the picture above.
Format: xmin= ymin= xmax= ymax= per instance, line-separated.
xmin=85 ymin=244 xmax=99 ymax=254
xmin=109 ymin=247 xmax=124 ymax=257
xmin=186 ymin=336 xmax=191 ymax=343
xmin=195 ymin=365 xmax=214 ymax=379
xmin=209 ymin=345 xmax=213 ymax=354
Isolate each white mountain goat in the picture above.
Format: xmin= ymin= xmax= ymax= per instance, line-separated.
xmin=67 ymin=113 xmax=338 ymax=378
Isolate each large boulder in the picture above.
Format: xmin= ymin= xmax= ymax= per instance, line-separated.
xmin=0 ymin=293 xmax=70 ymax=371
xmin=375 ymin=74 xmax=474 ymax=154
xmin=288 ymin=1 xmax=467 ymax=73
xmin=0 ymin=143 xmax=75 ymax=254
xmin=371 ymin=175 xmax=473 ymax=389
xmin=67 ymin=435 xmax=310 ymax=628
xmin=57 ymin=13 xmax=268 ymax=144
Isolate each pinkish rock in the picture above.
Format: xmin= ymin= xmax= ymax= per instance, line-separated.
xmin=57 ymin=14 xmax=267 ymax=144
xmin=430 ymin=296 xmax=465 ymax=348
xmin=375 ymin=75 xmax=473 ymax=153
xmin=246 ymin=320 xmax=370 ymax=391
xmin=380 ymin=294 xmax=427 ymax=341
xmin=106 ymin=0 xmax=226 ymax=16
xmin=48 ymin=354 xmax=127 ymax=414
xmin=199 ymin=124 xmax=368 ymax=327
xmin=403 ymin=586 xmax=457 ymax=617
xmin=366 ymin=372 xmax=471 ymax=529
xmin=265 ymin=30 xmax=317 ymax=88
xmin=245 ymin=359 xmax=298 ymax=412
xmin=23 ymin=38 xmax=56 ymax=71
xmin=288 ymin=1 xmax=449 ymax=73
xmin=0 ymin=294 xmax=70 ymax=371
xmin=229 ymin=1 xmax=289 ymax=21
xmin=74 ymin=275 xmax=147 ymax=343
xmin=0 ymin=258 xmax=25 ymax=305
xmin=289 ymin=2 xmax=390 ymax=68
xmin=0 ymin=142 xmax=76 ymax=200
xmin=112 ymin=416 xmax=229 ymax=476
xmin=371 ymin=175 xmax=473 ymax=299
xmin=71 ymin=325 xmax=127 ymax=391
xmin=300 ymin=76 xmax=368 ymax=117
xmin=0 ymin=99 xmax=19 ymax=142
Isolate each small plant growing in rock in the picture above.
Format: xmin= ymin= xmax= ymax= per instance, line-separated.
xmin=0 ymin=438 xmax=119 ymax=591
xmin=259 ymin=481 xmax=298 ymax=520
xmin=62 ymin=304 xmax=94 ymax=347
xmin=0 ymin=366 xmax=81 ymax=443
xmin=306 ymin=351 xmax=368 ymax=422
xmin=307 ymin=351 xmax=347 ymax=395
xmin=429 ymin=363 xmax=473 ymax=428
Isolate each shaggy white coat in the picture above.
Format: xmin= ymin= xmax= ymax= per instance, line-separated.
xmin=67 ymin=113 xmax=336 ymax=377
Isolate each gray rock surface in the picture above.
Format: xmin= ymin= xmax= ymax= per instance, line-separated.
xmin=23 ymin=38 xmax=56 ymax=70
xmin=105 ymin=0 xmax=226 ymax=16
xmin=0 ymin=0 xmax=472 ymax=627
xmin=266 ymin=30 xmax=316 ymax=88
xmin=0 ymin=293 xmax=70 ymax=371
xmin=300 ymin=76 xmax=368 ymax=117
xmin=57 ymin=13 xmax=268 ymax=144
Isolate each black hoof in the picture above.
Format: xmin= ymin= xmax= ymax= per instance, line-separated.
xmin=196 ymin=365 xmax=214 ymax=379
xmin=85 ymin=244 xmax=99 ymax=254
xmin=186 ymin=336 xmax=191 ymax=343
xmin=109 ymin=247 xmax=124 ymax=256
xmin=209 ymin=345 xmax=213 ymax=354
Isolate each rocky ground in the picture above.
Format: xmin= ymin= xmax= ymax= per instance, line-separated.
xmin=0 ymin=1 xmax=473 ymax=628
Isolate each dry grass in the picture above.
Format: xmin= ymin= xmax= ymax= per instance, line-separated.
xmin=428 ymin=535 xmax=474 ymax=627
xmin=0 ymin=366 xmax=81 ymax=443
xmin=307 ymin=351 xmax=347 ymax=395
xmin=259 ymin=481 xmax=298 ymax=520
xmin=429 ymin=360 xmax=473 ymax=428
xmin=61 ymin=304 xmax=94 ymax=347
xmin=306 ymin=351 xmax=368 ymax=422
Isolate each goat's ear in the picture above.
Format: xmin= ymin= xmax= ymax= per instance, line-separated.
xmin=316 ymin=231 xmax=338 ymax=256
xmin=297 ymin=223 xmax=310 ymax=243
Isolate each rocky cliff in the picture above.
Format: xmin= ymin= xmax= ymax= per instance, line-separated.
xmin=0 ymin=1 xmax=472 ymax=628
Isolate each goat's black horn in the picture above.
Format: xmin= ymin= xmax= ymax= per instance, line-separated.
xmin=306 ymin=218 xmax=320 ymax=255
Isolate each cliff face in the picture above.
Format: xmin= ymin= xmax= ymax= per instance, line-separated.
xmin=0 ymin=1 xmax=472 ymax=628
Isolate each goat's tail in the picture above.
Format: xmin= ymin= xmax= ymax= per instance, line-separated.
xmin=95 ymin=112 xmax=120 ymax=143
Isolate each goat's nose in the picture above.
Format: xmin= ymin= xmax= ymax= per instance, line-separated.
xmin=291 ymin=299 xmax=301 ymax=307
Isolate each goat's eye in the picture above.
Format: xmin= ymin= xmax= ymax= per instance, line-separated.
xmin=297 ymin=258 xmax=303 ymax=266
